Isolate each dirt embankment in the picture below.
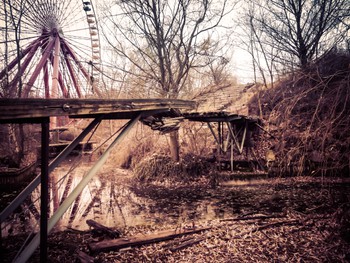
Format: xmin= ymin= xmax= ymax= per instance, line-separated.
xmin=249 ymin=51 xmax=350 ymax=176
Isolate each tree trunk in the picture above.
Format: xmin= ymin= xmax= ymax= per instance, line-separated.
xmin=1 ymin=124 xmax=25 ymax=168
xmin=169 ymin=130 xmax=180 ymax=162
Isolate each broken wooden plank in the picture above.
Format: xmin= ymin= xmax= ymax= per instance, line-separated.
xmin=88 ymin=227 xmax=210 ymax=253
xmin=233 ymin=219 xmax=300 ymax=239
xmin=77 ymin=250 xmax=94 ymax=263
xmin=162 ymin=236 xmax=193 ymax=248
xmin=250 ymin=219 xmax=300 ymax=232
xmin=220 ymin=214 xmax=285 ymax=222
xmin=86 ymin=219 xmax=121 ymax=238
xmin=169 ymin=237 xmax=206 ymax=252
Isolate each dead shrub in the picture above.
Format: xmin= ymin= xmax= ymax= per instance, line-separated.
xmin=102 ymin=121 xmax=169 ymax=168
xmin=133 ymin=153 xmax=214 ymax=183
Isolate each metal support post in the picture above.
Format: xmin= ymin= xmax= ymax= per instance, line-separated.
xmin=0 ymin=117 xmax=102 ymax=223
xmin=227 ymin=122 xmax=242 ymax=154
xmin=240 ymin=120 xmax=248 ymax=153
xmin=207 ymin=122 xmax=224 ymax=152
xmin=40 ymin=118 xmax=50 ymax=262
xmin=13 ymin=113 xmax=141 ymax=263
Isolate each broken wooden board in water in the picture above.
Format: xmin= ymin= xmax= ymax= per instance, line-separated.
xmin=88 ymin=227 xmax=210 ymax=253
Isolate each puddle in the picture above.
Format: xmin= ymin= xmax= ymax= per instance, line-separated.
xmin=1 ymin=161 xmax=232 ymax=237
xmin=2 ymin=160 xmax=350 ymax=238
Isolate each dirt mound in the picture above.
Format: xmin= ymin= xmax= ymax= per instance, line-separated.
xmin=250 ymin=50 xmax=350 ymax=176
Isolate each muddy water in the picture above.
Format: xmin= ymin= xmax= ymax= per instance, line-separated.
xmin=1 ymin=160 xmax=231 ymax=237
xmin=2 ymin=159 xmax=350 ymax=237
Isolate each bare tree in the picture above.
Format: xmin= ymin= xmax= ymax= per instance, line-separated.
xmin=247 ymin=0 xmax=350 ymax=69
xmin=0 ymin=1 xmax=28 ymax=166
xmin=101 ymin=0 xmax=234 ymax=161
xmin=2 ymin=0 xmax=28 ymax=97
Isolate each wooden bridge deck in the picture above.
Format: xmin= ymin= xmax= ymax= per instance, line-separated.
xmin=0 ymin=98 xmax=196 ymax=122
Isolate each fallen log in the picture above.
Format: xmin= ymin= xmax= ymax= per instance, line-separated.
xmin=86 ymin=219 xmax=121 ymax=238
xmin=88 ymin=227 xmax=210 ymax=253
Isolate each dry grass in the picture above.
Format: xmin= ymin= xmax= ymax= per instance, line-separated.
xmin=133 ymin=153 xmax=215 ymax=186
xmin=250 ymin=51 xmax=350 ymax=176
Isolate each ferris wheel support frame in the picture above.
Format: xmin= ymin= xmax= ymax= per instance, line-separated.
xmin=48 ymin=56 xmax=68 ymax=97
xmin=61 ymin=37 xmax=102 ymax=97
xmin=3 ymin=32 xmax=96 ymax=99
xmin=0 ymin=37 xmax=44 ymax=80
xmin=5 ymin=39 xmax=43 ymax=96
xmin=1 ymin=1 xmax=103 ymax=99
xmin=43 ymin=61 xmax=50 ymax=98
xmin=51 ymin=34 xmax=61 ymax=99
xmin=22 ymin=36 xmax=56 ymax=97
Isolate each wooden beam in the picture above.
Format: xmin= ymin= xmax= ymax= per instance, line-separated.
xmin=0 ymin=98 xmax=195 ymax=121
xmin=88 ymin=227 xmax=210 ymax=253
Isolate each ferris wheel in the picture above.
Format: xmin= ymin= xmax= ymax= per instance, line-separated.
xmin=0 ymin=0 xmax=102 ymax=99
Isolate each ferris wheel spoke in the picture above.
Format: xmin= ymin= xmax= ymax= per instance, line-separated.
xmin=64 ymin=56 xmax=82 ymax=97
xmin=0 ymin=35 xmax=42 ymax=45
xmin=61 ymin=13 xmax=88 ymax=30
xmin=7 ymin=39 xmax=43 ymax=96
xmin=43 ymin=60 xmax=50 ymax=98
xmin=63 ymin=39 xmax=93 ymax=61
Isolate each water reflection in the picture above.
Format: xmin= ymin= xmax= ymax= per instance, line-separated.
xmin=2 ymin=163 xmax=234 ymax=238
xmin=3 ymin=162 xmax=349 ymax=238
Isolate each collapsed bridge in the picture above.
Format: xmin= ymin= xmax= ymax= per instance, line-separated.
xmin=0 ymin=98 xmax=263 ymax=262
